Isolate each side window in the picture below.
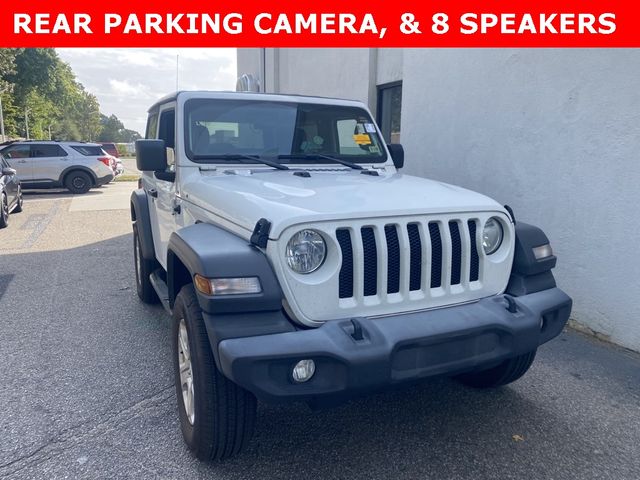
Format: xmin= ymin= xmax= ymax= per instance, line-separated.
xmin=3 ymin=145 xmax=30 ymax=160
xmin=158 ymin=109 xmax=175 ymax=149
xmin=0 ymin=156 xmax=7 ymax=169
xmin=146 ymin=113 xmax=159 ymax=139
xmin=377 ymin=82 xmax=402 ymax=144
xmin=31 ymin=144 xmax=67 ymax=158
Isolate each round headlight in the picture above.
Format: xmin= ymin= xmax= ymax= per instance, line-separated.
xmin=482 ymin=217 xmax=504 ymax=255
xmin=286 ymin=230 xmax=326 ymax=274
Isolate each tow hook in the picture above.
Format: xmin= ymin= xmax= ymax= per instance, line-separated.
xmin=350 ymin=318 xmax=364 ymax=341
xmin=504 ymin=295 xmax=518 ymax=314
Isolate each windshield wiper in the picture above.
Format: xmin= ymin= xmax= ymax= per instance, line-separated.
xmin=278 ymin=153 xmax=364 ymax=170
xmin=193 ymin=153 xmax=289 ymax=170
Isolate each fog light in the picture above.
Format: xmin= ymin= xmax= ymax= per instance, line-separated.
xmin=292 ymin=359 xmax=315 ymax=383
xmin=532 ymin=244 xmax=553 ymax=260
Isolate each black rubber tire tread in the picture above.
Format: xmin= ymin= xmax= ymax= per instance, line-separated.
xmin=173 ymin=284 xmax=256 ymax=460
xmin=456 ymin=350 xmax=537 ymax=388
xmin=133 ymin=223 xmax=159 ymax=304
xmin=64 ymin=170 xmax=92 ymax=194
xmin=0 ymin=194 xmax=8 ymax=229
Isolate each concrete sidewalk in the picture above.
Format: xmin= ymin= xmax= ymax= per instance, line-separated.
xmin=68 ymin=181 xmax=137 ymax=212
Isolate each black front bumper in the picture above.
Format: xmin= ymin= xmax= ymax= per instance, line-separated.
xmin=216 ymin=288 xmax=571 ymax=404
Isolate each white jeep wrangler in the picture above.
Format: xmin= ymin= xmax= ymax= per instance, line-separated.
xmin=131 ymin=91 xmax=572 ymax=460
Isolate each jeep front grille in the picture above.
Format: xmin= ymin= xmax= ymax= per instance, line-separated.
xmin=272 ymin=212 xmax=513 ymax=325
xmin=336 ymin=218 xmax=482 ymax=301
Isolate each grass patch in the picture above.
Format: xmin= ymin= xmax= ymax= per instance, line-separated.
xmin=114 ymin=174 xmax=140 ymax=182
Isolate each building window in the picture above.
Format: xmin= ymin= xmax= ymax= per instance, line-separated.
xmin=377 ymin=81 xmax=402 ymax=144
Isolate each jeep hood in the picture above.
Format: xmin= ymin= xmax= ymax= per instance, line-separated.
xmin=183 ymin=169 xmax=505 ymax=239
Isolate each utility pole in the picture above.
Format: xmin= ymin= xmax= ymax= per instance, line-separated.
xmin=176 ymin=54 xmax=179 ymax=91
xmin=48 ymin=124 xmax=52 ymax=140
xmin=0 ymin=88 xmax=6 ymax=142
xmin=25 ymin=109 xmax=30 ymax=140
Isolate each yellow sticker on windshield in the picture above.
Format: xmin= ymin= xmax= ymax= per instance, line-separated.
xmin=353 ymin=134 xmax=372 ymax=145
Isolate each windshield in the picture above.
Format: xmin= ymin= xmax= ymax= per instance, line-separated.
xmin=184 ymin=99 xmax=387 ymax=164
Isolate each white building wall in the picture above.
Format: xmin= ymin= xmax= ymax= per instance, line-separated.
xmin=237 ymin=48 xmax=640 ymax=352
xmin=376 ymin=49 xmax=403 ymax=85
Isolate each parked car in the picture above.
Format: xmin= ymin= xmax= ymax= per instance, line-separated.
xmin=0 ymin=153 xmax=23 ymax=228
xmin=131 ymin=91 xmax=572 ymax=460
xmin=0 ymin=141 xmax=114 ymax=194
xmin=76 ymin=143 xmax=123 ymax=178
xmin=100 ymin=142 xmax=119 ymax=158
xmin=114 ymin=157 xmax=125 ymax=177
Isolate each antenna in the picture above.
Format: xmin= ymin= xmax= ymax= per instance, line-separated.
xmin=176 ymin=54 xmax=179 ymax=91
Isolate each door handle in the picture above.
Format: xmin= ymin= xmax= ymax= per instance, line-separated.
xmin=17 ymin=160 xmax=27 ymax=163
xmin=147 ymin=188 xmax=158 ymax=198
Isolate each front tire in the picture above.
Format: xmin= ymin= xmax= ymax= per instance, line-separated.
xmin=172 ymin=284 xmax=256 ymax=460
xmin=65 ymin=170 xmax=92 ymax=194
xmin=133 ymin=223 xmax=159 ymax=304
xmin=456 ymin=350 xmax=537 ymax=388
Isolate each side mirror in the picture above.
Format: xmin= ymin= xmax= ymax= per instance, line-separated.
xmin=387 ymin=144 xmax=404 ymax=169
xmin=136 ymin=139 xmax=167 ymax=172
xmin=2 ymin=167 xmax=17 ymax=176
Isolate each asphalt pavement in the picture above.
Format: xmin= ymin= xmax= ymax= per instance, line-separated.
xmin=0 ymin=183 xmax=639 ymax=479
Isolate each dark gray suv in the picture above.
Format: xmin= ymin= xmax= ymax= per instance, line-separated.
xmin=0 ymin=141 xmax=114 ymax=194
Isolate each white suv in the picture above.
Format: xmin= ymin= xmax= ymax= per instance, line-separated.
xmin=131 ymin=91 xmax=572 ymax=460
xmin=0 ymin=141 xmax=114 ymax=194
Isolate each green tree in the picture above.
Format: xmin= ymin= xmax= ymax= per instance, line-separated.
xmin=74 ymin=90 xmax=101 ymax=141
xmin=1 ymin=48 xmax=140 ymax=142
xmin=23 ymin=89 xmax=56 ymax=139
xmin=98 ymin=114 xmax=124 ymax=142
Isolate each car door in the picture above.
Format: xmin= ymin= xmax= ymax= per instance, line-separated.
xmin=30 ymin=144 xmax=69 ymax=184
xmin=2 ymin=144 xmax=33 ymax=183
xmin=146 ymin=104 xmax=178 ymax=268
xmin=1 ymin=156 xmax=18 ymax=206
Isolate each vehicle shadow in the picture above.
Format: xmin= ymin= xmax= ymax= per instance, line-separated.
xmin=203 ymin=376 xmax=565 ymax=479
xmin=22 ymin=185 xmax=110 ymax=200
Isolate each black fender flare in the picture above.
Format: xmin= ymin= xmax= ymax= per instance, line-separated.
xmin=167 ymin=223 xmax=283 ymax=314
xmin=58 ymin=165 xmax=98 ymax=186
xmin=130 ymin=189 xmax=156 ymax=260
xmin=507 ymin=222 xmax=557 ymax=296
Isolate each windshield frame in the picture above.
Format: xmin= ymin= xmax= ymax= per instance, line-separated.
xmin=183 ymin=98 xmax=388 ymax=165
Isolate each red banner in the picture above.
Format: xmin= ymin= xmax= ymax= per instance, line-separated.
xmin=1 ymin=0 xmax=639 ymax=47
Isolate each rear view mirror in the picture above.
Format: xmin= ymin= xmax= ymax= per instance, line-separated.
xmin=387 ymin=144 xmax=404 ymax=169
xmin=2 ymin=167 xmax=16 ymax=176
xmin=136 ymin=139 xmax=167 ymax=172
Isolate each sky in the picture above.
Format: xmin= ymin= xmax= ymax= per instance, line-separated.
xmin=57 ymin=48 xmax=237 ymax=135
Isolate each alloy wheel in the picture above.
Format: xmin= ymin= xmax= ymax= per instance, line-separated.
xmin=178 ymin=319 xmax=195 ymax=425
xmin=134 ymin=236 xmax=142 ymax=285
xmin=72 ymin=176 xmax=86 ymax=190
